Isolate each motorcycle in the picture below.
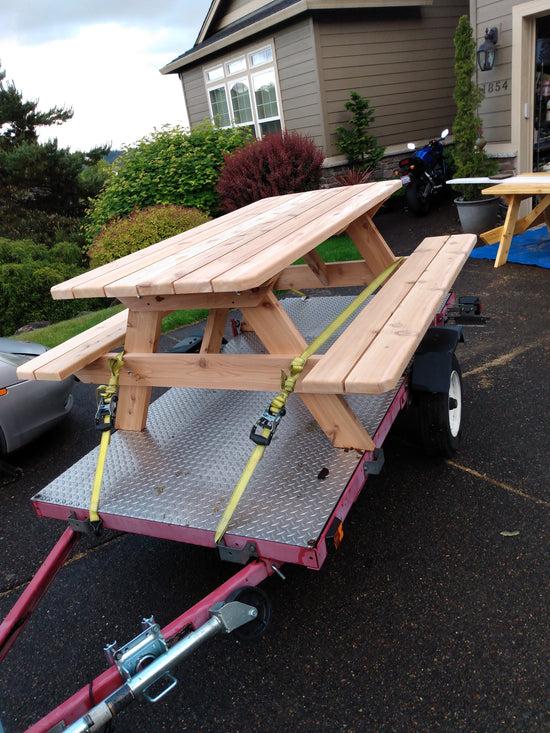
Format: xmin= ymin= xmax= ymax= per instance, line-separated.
xmin=395 ymin=128 xmax=449 ymax=216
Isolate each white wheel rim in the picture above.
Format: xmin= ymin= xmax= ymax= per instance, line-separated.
xmin=448 ymin=370 xmax=462 ymax=437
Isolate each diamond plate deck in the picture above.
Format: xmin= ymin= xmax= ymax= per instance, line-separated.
xmin=33 ymin=296 xmax=404 ymax=550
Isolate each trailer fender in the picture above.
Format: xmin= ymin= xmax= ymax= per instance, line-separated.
xmin=411 ymin=326 xmax=464 ymax=393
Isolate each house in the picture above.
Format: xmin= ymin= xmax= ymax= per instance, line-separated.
xmin=474 ymin=0 xmax=550 ymax=174
xmin=160 ymin=0 xmax=469 ymax=177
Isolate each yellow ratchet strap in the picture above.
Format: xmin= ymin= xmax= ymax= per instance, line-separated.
xmin=88 ymin=352 xmax=124 ymax=526
xmin=214 ymin=257 xmax=403 ymax=543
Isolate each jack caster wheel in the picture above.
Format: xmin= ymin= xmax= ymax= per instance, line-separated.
xmin=228 ymin=586 xmax=272 ymax=641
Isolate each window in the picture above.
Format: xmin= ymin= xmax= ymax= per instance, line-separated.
xmin=250 ymin=47 xmax=273 ymax=67
xmin=205 ymin=44 xmax=282 ymax=138
xmin=209 ymin=86 xmax=230 ymax=127
xmin=226 ymin=56 xmax=246 ymax=75
xmin=206 ymin=65 xmax=224 ymax=83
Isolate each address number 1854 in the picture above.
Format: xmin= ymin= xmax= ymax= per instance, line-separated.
xmin=478 ymin=80 xmax=509 ymax=94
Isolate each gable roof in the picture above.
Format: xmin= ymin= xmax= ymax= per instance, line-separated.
xmin=161 ymin=0 xmax=433 ymax=75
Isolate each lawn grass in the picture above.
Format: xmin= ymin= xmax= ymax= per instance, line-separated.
xmin=12 ymin=234 xmax=358 ymax=348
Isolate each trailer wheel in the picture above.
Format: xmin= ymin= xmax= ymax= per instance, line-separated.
xmin=417 ymin=354 xmax=462 ymax=457
xmin=228 ymin=586 xmax=272 ymax=641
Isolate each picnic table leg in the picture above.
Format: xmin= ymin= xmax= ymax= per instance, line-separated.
xmin=201 ymin=308 xmax=229 ymax=353
xmin=115 ymin=310 xmax=164 ymax=431
xmin=241 ymin=292 xmax=375 ymax=451
xmin=346 ymin=213 xmax=397 ymax=275
xmin=494 ymin=195 xmax=521 ymax=267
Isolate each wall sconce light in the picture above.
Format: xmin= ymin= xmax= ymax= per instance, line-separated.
xmin=477 ymin=27 xmax=498 ymax=72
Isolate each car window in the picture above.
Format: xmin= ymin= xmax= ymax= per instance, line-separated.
xmin=0 ymin=353 xmax=30 ymax=368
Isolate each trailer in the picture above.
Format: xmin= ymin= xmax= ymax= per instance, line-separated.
xmin=0 ymin=185 xmax=479 ymax=731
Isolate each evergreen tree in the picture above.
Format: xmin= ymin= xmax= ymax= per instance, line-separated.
xmin=0 ymin=63 xmax=110 ymax=243
xmin=0 ymin=63 xmax=73 ymax=150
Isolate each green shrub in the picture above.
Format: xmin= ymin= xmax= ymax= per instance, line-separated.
xmin=335 ymin=91 xmax=385 ymax=170
xmin=0 ymin=261 xmax=100 ymax=336
xmin=85 ymin=122 xmax=251 ymax=240
xmin=87 ymin=204 xmax=211 ymax=269
xmin=0 ymin=208 xmax=85 ymax=247
xmin=0 ymin=238 xmax=102 ymax=335
xmin=216 ymin=130 xmax=324 ymax=213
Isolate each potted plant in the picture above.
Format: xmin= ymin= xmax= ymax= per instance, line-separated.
xmin=451 ymin=15 xmax=499 ymax=234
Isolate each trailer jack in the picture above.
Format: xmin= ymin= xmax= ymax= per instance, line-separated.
xmin=62 ymin=600 xmax=258 ymax=733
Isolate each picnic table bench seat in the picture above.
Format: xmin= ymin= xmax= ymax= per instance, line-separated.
xmin=300 ymin=233 xmax=476 ymax=395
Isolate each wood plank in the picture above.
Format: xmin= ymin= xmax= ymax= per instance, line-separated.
xmin=300 ymin=237 xmax=452 ymax=393
xmin=303 ymin=250 xmax=329 ymax=286
xmin=200 ymin=309 xmax=228 ymax=353
xmin=115 ymin=311 xmax=164 ymax=431
xmin=493 ymin=195 xmax=522 ymax=268
xmin=16 ymin=310 xmax=128 ymax=381
xmin=76 ymin=353 xmax=324 ymax=390
xmin=343 ymin=233 xmax=476 ymax=394
xmin=209 ymin=181 xmax=400 ymax=293
xmin=168 ymin=187 xmax=362 ymax=295
xmin=240 ymin=291 xmax=309 ymax=354
xmin=481 ymin=193 xmax=550 ymax=246
xmin=274 ymin=260 xmax=375 ymax=290
xmin=117 ymin=285 xmax=273 ymax=312
xmin=346 ymin=212 xmax=397 ymax=274
xmin=104 ymin=192 xmax=313 ymax=298
xmin=52 ymin=196 xmax=290 ymax=299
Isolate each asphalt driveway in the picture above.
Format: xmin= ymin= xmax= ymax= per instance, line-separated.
xmin=0 ymin=194 xmax=548 ymax=732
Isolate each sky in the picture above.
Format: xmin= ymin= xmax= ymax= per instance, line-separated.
xmin=0 ymin=0 xmax=214 ymax=152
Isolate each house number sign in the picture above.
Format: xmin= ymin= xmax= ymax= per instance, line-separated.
xmin=478 ymin=79 xmax=509 ymax=95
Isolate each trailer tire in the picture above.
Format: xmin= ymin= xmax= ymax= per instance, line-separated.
xmin=417 ymin=354 xmax=462 ymax=457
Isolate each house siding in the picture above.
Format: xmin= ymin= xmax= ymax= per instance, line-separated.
xmin=475 ymin=0 xmax=514 ymax=145
xmin=316 ymin=2 xmax=468 ymax=158
xmin=180 ymin=67 xmax=210 ymax=127
xmin=274 ymin=18 xmax=325 ymax=147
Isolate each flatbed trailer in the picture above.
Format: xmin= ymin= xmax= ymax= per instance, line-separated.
xmin=0 ymin=185 xmax=479 ymax=730
xmin=0 ymin=290 xmax=481 ymax=732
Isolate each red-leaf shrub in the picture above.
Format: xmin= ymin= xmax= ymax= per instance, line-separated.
xmin=216 ymin=130 xmax=325 ymax=213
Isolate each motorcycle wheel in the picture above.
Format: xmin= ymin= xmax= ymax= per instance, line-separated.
xmin=405 ymin=179 xmax=431 ymax=216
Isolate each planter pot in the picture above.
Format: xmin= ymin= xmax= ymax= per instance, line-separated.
xmin=454 ymin=196 xmax=499 ymax=236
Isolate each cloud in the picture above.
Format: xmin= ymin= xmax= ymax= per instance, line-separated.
xmin=0 ymin=1 xmax=211 ymax=46
xmin=0 ymin=1 xmax=214 ymax=151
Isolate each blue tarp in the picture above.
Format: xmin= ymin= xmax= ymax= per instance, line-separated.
xmin=470 ymin=226 xmax=550 ymax=268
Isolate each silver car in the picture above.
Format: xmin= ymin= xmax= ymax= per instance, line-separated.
xmin=0 ymin=338 xmax=74 ymax=455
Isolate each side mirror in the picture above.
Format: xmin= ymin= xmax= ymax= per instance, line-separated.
xmin=441 ymin=129 xmax=449 ymax=139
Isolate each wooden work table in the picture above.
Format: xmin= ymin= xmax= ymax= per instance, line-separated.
xmin=19 ymin=182 xmax=476 ymax=451
xmin=481 ymin=173 xmax=550 ymax=267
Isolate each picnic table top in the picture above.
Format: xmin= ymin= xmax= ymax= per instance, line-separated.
xmin=482 ymin=173 xmax=550 ymax=195
xmin=52 ymin=182 xmax=400 ymax=301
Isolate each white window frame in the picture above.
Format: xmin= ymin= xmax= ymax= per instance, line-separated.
xmin=204 ymin=43 xmax=283 ymax=138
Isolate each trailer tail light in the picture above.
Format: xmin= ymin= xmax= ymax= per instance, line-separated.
xmin=326 ymin=518 xmax=344 ymax=550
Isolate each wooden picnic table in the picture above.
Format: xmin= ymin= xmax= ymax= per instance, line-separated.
xmin=18 ymin=182 xmax=476 ymax=451
xmin=481 ymin=173 xmax=550 ymax=267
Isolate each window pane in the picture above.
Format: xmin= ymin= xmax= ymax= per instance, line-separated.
xmin=230 ymin=81 xmax=253 ymax=124
xmin=206 ymin=65 xmax=224 ymax=82
xmin=209 ymin=87 xmax=230 ymax=127
xmin=226 ymin=56 xmax=246 ymax=75
xmin=260 ymin=119 xmax=282 ymax=136
xmin=250 ymin=47 xmax=273 ymax=67
xmin=253 ymin=71 xmax=279 ymax=120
